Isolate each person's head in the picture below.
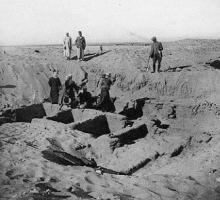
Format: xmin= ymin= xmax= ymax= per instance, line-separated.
xmin=66 ymin=33 xmax=69 ymax=37
xmin=151 ymin=36 xmax=157 ymax=42
xmin=105 ymin=72 xmax=111 ymax=78
xmin=78 ymin=31 xmax=82 ymax=36
xmin=53 ymin=70 xmax=58 ymax=78
xmin=82 ymin=86 xmax=87 ymax=92
xmin=66 ymin=74 xmax=72 ymax=81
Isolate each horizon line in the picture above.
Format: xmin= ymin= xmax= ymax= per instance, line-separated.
xmin=1 ymin=38 xmax=220 ymax=47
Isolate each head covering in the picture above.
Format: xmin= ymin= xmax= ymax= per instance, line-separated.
xmin=65 ymin=74 xmax=72 ymax=80
xmin=151 ymin=36 xmax=157 ymax=42
xmin=53 ymin=70 xmax=58 ymax=78
xmin=82 ymin=85 xmax=87 ymax=91
xmin=105 ymin=72 xmax=111 ymax=77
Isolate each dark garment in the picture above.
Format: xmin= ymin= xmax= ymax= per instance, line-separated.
xmin=152 ymin=54 xmax=162 ymax=72
xmin=100 ymin=78 xmax=112 ymax=90
xmin=75 ymin=36 xmax=86 ymax=49
xmin=61 ymin=80 xmax=79 ymax=108
xmin=149 ymin=41 xmax=163 ymax=58
xmin=65 ymin=80 xmax=78 ymax=98
xmin=150 ymin=41 xmax=163 ymax=72
xmin=96 ymin=88 xmax=113 ymax=112
xmin=48 ymin=77 xmax=61 ymax=104
xmin=78 ymin=91 xmax=92 ymax=108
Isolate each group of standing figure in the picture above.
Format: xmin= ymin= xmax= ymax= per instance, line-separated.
xmin=48 ymin=71 xmax=91 ymax=109
xmin=63 ymin=31 xmax=86 ymax=61
xmin=49 ymin=35 xmax=164 ymax=112
xmin=48 ymin=70 xmax=115 ymax=112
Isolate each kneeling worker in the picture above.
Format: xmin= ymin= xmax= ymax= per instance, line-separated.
xmin=77 ymin=86 xmax=92 ymax=109
xmin=60 ymin=74 xmax=79 ymax=109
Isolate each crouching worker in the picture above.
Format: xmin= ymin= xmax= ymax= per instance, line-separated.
xmin=60 ymin=74 xmax=79 ymax=109
xmin=96 ymin=73 xmax=116 ymax=112
xmin=77 ymin=86 xmax=92 ymax=109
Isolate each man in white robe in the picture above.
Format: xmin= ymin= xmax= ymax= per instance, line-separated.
xmin=63 ymin=33 xmax=72 ymax=60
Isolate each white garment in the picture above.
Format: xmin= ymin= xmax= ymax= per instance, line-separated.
xmin=63 ymin=36 xmax=72 ymax=58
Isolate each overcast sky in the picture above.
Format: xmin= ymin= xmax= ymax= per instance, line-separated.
xmin=0 ymin=0 xmax=220 ymax=45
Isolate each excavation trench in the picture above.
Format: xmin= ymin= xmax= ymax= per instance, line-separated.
xmin=0 ymin=100 xmax=194 ymax=176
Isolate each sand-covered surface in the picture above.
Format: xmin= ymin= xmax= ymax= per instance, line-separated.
xmin=1 ymin=40 xmax=220 ymax=199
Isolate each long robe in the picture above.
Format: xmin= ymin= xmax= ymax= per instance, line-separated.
xmin=48 ymin=77 xmax=61 ymax=104
xmin=63 ymin=36 xmax=72 ymax=58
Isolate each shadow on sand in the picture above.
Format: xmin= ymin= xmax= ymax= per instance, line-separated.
xmin=164 ymin=65 xmax=192 ymax=72
xmin=0 ymin=85 xmax=16 ymax=89
xmin=70 ymin=51 xmax=111 ymax=61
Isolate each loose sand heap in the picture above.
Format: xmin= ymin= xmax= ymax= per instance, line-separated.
xmin=1 ymin=40 xmax=220 ymax=199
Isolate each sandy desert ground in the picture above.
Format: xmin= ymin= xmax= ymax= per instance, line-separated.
xmin=1 ymin=39 xmax=220 ymax=199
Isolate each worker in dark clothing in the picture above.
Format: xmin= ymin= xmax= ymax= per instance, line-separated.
xmin=60 ymin=74 xmax=79 ymax=109
xmin=96 ymin=73 xmax=115 ymax=112
xmin=48 ymin=70 xmax=62 ymax=104
xmin=75 ymin=31 xmax=86 ymax=61
xmin=100 ymin=45 xmax=103 ymax=54
xmin=96 ymin=73 xmax=105 ymax=96
xmin=149 ymin=36 xmax=163 ymax=73
xmin=77 ymin=86 xmax=92 ymax=109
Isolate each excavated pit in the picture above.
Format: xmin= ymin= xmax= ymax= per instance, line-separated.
xmin=68 ymin=111 xmax=127 ymax=137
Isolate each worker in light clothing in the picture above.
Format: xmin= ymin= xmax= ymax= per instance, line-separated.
xmin=63 ymin=33 xmax=72 ymax=60
xmin=75 ymin=31 xmax=86 ymax=61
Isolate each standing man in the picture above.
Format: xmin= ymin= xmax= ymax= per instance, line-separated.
xmin=75 ymin=31 xmax=86 ymax=61
xmin=100 ymin=45 xmax=103 ymax=54
xmin=48 ymin=70 xmax=62 ymax=110
xmin=149 ymin=36 xmax=163 ymax=73
xmin=96 ymin=73 xmax=105 ymax=96
xmin=96 ymin=73 xmax=115 ymax=112
xmin=63 ymin=33 xmax=72 ymax=60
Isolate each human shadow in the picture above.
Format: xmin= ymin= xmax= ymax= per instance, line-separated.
xmin=83 ymin=50 xmax=111 ymax=61
xmin=0 ymin=84 xmax=16 ymax=89
xmin=151 ymin=119 xmax=170 ymax=129
xmin=210 ymin=60 xmax=220 ymax=69
xmin=70 ymin=51 xmax=111 ymax=61
xmin=164 ymin=65 xmax=192 ymax=72
xmin=120 ymin=98 xmax=146 ymax=120
xmin=70 ymin=55 xmax=78 ymax=60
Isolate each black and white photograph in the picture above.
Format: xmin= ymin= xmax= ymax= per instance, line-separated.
xmin=1 ymin=0 xmax=220 ymax=199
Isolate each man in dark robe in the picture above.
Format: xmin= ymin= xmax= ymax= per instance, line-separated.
xmin=60 ymin=74 xmax=79 ymax=109
xmin=149 ymin=36 xmax=163 ymax=73
xmin=77 ymin=86 xmax=92 ymax=109
xmin=96 ymin=73 xmax=115 ymax=112
xmin=75 ymin=31 xmax=86 ymax=61
xmin=48 ymin=70 xmax=62 ymax=104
